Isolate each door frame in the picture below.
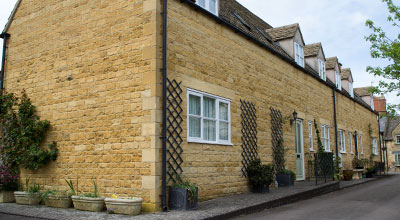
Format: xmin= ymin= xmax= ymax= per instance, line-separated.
xmin=295 ymin=119 xmax=305 ymax=181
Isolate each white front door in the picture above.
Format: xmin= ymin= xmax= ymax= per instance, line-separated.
xmin=295 ymin=120 xmax=305 ymax=180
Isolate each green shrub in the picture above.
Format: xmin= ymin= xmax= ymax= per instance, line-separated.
xmin=246 ymin=159 xmax=274 ymax=186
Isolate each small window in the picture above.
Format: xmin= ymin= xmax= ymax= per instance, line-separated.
xmin=349 ymin=132 xmax=353 ymax=154
xmin=294 ymin=42 xmax=304 ymax=67
xmin=372 ymin=138 xmax=378 ymax=155
xmin=360 ymin=135 xmax=363 ymax=154
xmin=339 ymin=130 xmax=346 ymax=153
xmin=395 ymin=153 xmax=400 ymax=166
xmin=349 ymin=82 xmax=354 ymax=98
xmin=396 ymin=135 xmax=400 ymax=144
xmin=196 ymin=0 xmax=218 ymax=15
xmin=318 ymin=59 xmax=326 ymax=80
xmin=321 ymin=124 xmax=330 ymax=152
xmin=308 ymin=121 xmax=313 ymax=151
xmin=187 ymin=89 xmax=230 ymax=145
xmin=371 ymin=98 xmax=374 ymax=110
xmin=335 ymin=71 xmax=341 ymax=90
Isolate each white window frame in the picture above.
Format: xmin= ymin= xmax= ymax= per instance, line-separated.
xmin=395 ymin=153 xmax=400 ymax=166
xmin=339 ymin=129 xmax=346 ymax=153
xmin=349 ymin=82 xmax=354 ymax=98
xmin=308 ymin=121 xmax=313 ymax=151
xmin=195 ymin=0 xmax=219 ymax=16
xmin=187 ymin=89 xmax=231 ymax=145
xmin=335 ymin=71 xmax=341 ymax=90
xmin=318 ymin=59 xmax=326 ymax=81
xmin=360 ymin=134 xmax=363 ymax=154
xmin=349 ymin=132 xmax=353 ymax=154
xmin=321 ymin=124 xmax=330 ymax=152
xmin=396 ymin=135 xmax=400 ymax=144
xmin=372 ymin=138 xmax=378 ymax=155
xmin=371 ymin=97 xmax=374 ymax=110
xmin=294 ymin=42 xmax=304 ymax=67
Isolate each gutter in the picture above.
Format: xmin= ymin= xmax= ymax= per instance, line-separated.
xmin=179 ymin=0 xmax=378 ymax=115
xmin=0 ymin=33 xmax=10 ymax=92
xmin=332 ymin=89 xmax=339 ymax=163
xmin=161 ymin=0 xmax=168 ymax=212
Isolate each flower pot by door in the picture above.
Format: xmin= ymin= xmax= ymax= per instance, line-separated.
xmin=169 ymin=187 xmax=198 ymax=210
xmin=276 ymin=173 xmax=293 ymax=187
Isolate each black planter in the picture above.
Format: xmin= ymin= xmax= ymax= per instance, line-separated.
xmin=169 ymin=187 xmax=198 ymax=210
xmin=252 ymin=184 xmax=269 ymax=193
xmin=276 ymin=173 xmax=294 ymax=187
xmin=366 ymin=172 xmax=374 ymax=178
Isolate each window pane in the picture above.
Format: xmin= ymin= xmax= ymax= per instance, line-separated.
xmin=189 ymin=95 xmax=201 ymax=116
xmin=219 ymin=121 xmax=229 ymax=141
xmin=203 ymin=119 xmax=216 ymax=141
xmin=209 ymin=0 xmax=216 ymax=13
xmin=197 ymin=0 xmax=205 ymax=8
xmin=203 ymin=97 xmax=216 ymax=118
xmin=189 ymin=116 xmax=201 ymax=138
xmin=219 ymin=102 xmax=228 ymax=121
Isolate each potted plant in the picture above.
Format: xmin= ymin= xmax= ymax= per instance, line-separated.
xmin=71 ymin=180 xmax=105 ymax=212
xmin=366 ymin=167 xmax=376 ymax=178
xmin=276 ymin=169 xmax=295 ymax=187
xmin=169 ymin=177 xmax=198 ymax=210
xmin=0 ymin=164 xmax=19 ymax=203
xmin=104 ymin=194 xmax=143 ymax=215
xmin=42 ymin=179 xmax=75 ymax=209
xmin=246 ymin=159 xmax=274 ymax=193
xmin=14 ymin=178 xmax=41 ymax=205
xmin=342 ymin=170 xmax=353 ymax=181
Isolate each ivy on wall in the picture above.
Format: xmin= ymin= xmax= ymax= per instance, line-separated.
xmin=0 ymin=91 xmax=58 ymax=170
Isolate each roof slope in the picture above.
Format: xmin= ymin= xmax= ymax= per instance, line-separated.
xmin=341 ymin=68 xmax=351 ymax=80
xmin=354 ymin=86 xmax=373 ymax=97
xmin=326 ymin=57 xmax=339 ymax=69
xmin=384 ymin=116 xmax=400 ymax=140
xmin=265 ymin=23 xmax=299 ymax=41
xmin=304 ymin=43 xmax=322 ymax=57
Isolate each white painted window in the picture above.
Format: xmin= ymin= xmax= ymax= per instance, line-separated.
xmin=339 ymin=130 xmax=346 ymax=153
xmin=396 ymin=135 xmax=400 ymax=144
xmin=318 ymin=59 xmax=326 ymax=80
xmin=187 ymin=89 xmax=230 ymax=145
xmin=360 ymin=134 xmax=363 ymax=154
xmin=308 ymin=121 xmax=313 ymax=151
xmin=335 ymin=71 xmax=341 ymax=90
xmin=395 ymin=153 xmax=400 ymax=166
xmin=349 ymin=82 xmax=354 ymax=98
xmin=321 ymin=124 xmax=330 ymax=152
xmin=196 ymin=0 xmax=219 ymax=15
xmin=294 ymin=42 xmax=304 ymax=67
xmin=372 ymin=138 xmax=378 ymax=155
xmin=349 ymin=132 xmax=353 ymax=154
xmin=371 ymin=98 xmax=374 ymax=110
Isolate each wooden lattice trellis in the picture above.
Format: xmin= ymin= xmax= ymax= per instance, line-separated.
xmin=240 ymin=100 xmax=258 ymax=176
xmin=166 ymin=78 xmax=183 ymax=184
xmin=270 ymin=107 xmax=285 ymax=174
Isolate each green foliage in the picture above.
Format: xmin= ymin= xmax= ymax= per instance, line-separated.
xmin=23 ymin=178 xmax=41 ymax=196
xmin=65 ymin=179 xmax=77 ymax=196
xmin=334 ymin=155 xmax=341 ymax=180
xmin=0 ymin=91 xmax=58 ymax=170
xmin=171 ymin=176 xmax=197 ymax=203
xmin=314 ymin=120 xmax=325 ymax=153
xmin=246 ymin=159 xmax=274 ymax=186
xmin=365 ymin=0 xmax=400 ymax=112
xmin=82 ymin=180 xmax=100 ymax=198
xmin=42 ymin=189 xmax=70 ymax=201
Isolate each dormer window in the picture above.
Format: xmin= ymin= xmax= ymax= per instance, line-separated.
xmin=371 ymin=98 xmax=374 ymax=110
xmin=196 ymin=0 xmax=218 ymax=15
xmin=349 ymin=82 xmax=354 ymax=98
xmin=294 ymin=42 xmax=304 ymax=67
xmin=335 ymin=71 xmax=341 ymax=90
xmin=318 ymin=59 xmax=326 ymax=80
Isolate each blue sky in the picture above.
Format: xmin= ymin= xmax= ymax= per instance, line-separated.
xmin=0 ymin=0 xmax=398 ymax=106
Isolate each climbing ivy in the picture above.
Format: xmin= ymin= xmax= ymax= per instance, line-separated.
xmin=0 ymin=91 xmax=58 ymax=170
xmin=314 ymin=120 xmax=325 ymax=153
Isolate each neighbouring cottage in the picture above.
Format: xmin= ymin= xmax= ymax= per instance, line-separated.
xmin=0 ymin=0 xmax=381 ymax=212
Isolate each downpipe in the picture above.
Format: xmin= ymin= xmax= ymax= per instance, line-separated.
xmin=0 ymin=32 xmax=10 ymax=93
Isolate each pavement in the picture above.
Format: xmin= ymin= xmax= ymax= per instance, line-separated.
xmin=233 ymin=173 xmax=399 ymax=220
xmin=0 ymin=175 xmax=391 ymax=220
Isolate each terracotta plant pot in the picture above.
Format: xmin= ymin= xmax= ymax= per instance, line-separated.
xmin=104 ymin=197 xmax=143 ymax=215
xmin=45 ymin=195 xmax=72 ymax=208
xmin=0 ymin=191 xmax=15 ymax=203
xmin=343 ymin=170 xmax=353 ymax=181
xmin=71 ymin=196 xmax=105 ymax=212
xmin=14 ymin=191 xmax=41 ymax=205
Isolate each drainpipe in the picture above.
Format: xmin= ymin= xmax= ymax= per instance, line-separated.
xmin=378 ymin=117 xmax=383 ymax=164
xmin=161 ymin=0 xmax=168 ymax=212
xmin=332 ymin=89 xmax=339 ymax=161
xmin=0 ymin=33 xmax=10 ymax=93
xmin=354 ymin=131 xmax=358 ymax=158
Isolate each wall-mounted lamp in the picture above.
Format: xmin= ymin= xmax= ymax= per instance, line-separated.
xmin=290 ymin=110 xmax=298 ymax=125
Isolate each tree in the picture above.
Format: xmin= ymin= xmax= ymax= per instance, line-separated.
xmin=365 ymin=0 xmax=400 ymax=113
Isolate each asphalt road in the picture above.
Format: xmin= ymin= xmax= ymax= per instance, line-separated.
xmin=233 ymin=174 xmax=400 ymax=220
xmin=0 ymin=213 xmax=41 ymax=220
